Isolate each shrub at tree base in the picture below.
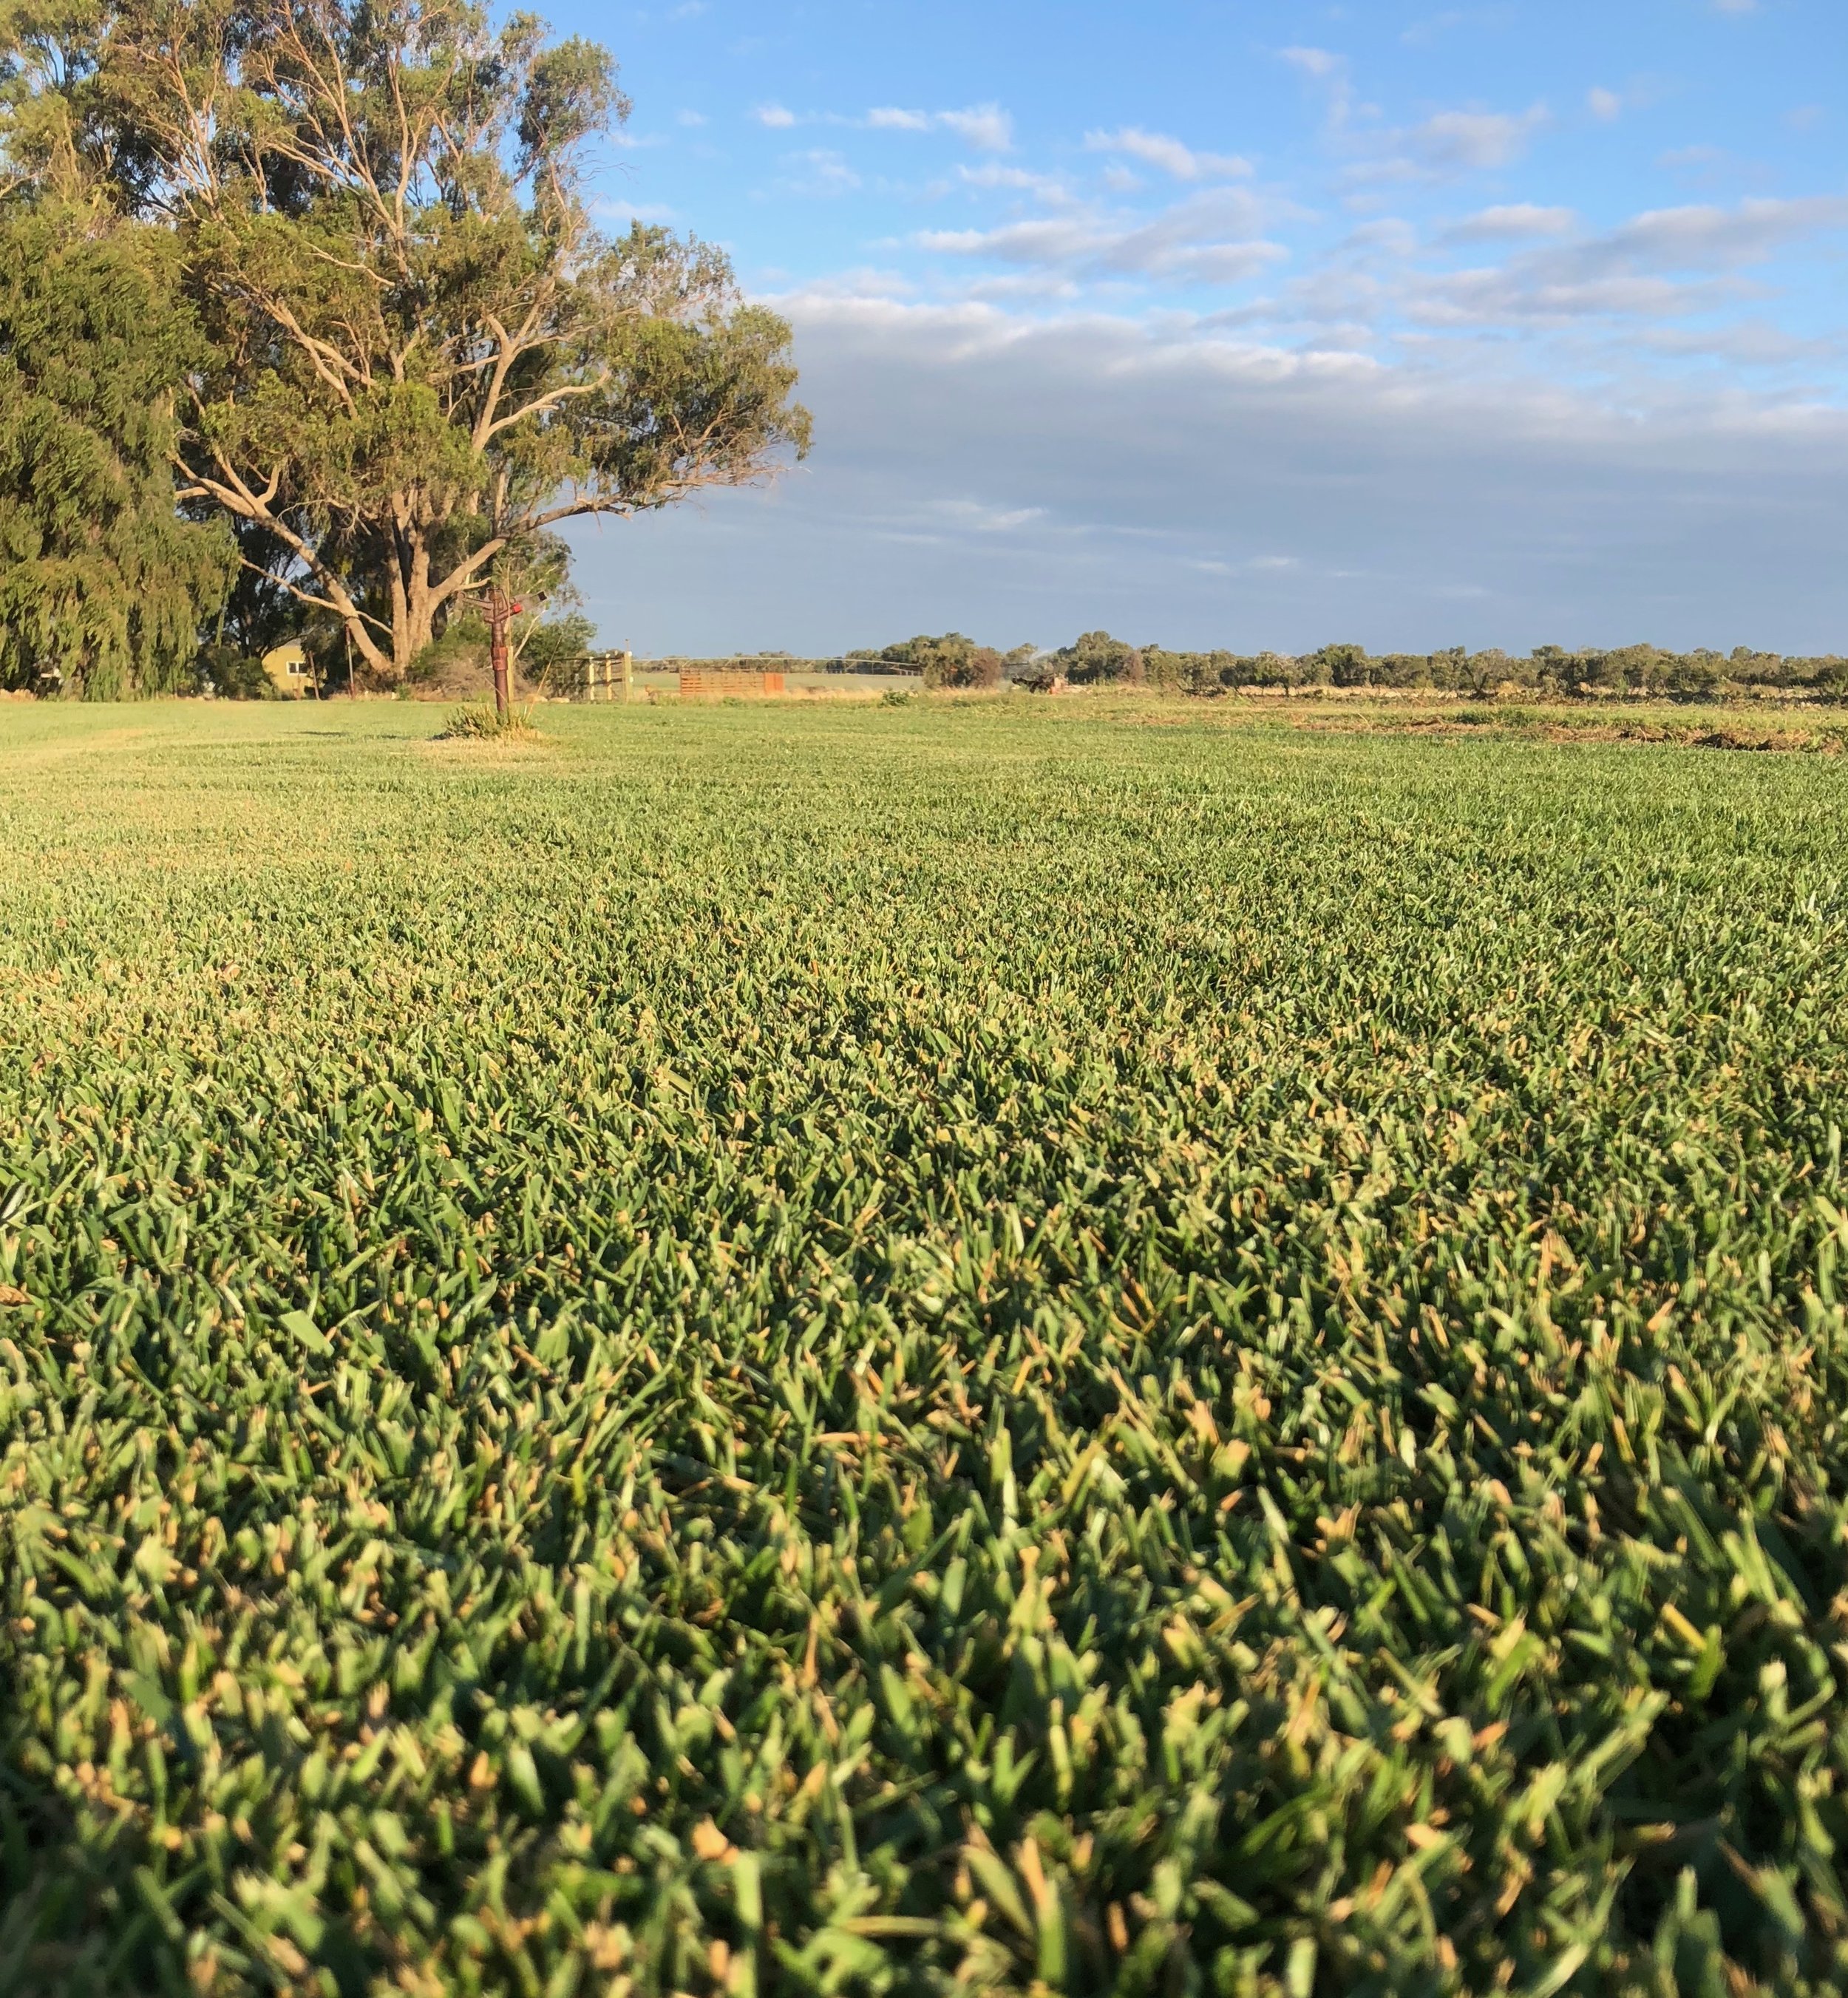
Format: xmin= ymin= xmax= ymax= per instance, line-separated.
xmin=437 ymin=700 xmax=539 ymax=739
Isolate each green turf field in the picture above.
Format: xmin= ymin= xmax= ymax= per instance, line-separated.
xmin=3 ymin=697 xmax=1847 ymax=1997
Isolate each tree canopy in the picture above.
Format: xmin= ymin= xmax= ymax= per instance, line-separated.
xmin=0 ymin=0 xmax=810 ymax=689
xmin=0 ymin=203 xmax=233 ymax=696
xmin=1056 ymin=630 xmax=1144 ymax=686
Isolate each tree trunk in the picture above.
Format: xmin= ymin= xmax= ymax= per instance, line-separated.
xmin=387 ymin=519 xmax=439 ymax=679
xmin=393 ymin=594 xmax=438 ymax=679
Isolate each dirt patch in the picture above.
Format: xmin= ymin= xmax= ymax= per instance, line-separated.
xmin=1535 ymin=721 xmax=1840 ymax=752
xmin=1269 ymin=710 xmax=1845 ymax=754
xmin=415 ymin=729 xmax=558 ymax=766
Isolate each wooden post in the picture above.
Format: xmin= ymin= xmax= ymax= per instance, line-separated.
xmin=622 ymin=650 xmax=633 ymax=701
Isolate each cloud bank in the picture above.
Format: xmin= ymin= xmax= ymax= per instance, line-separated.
xmin=582 ymin=16 xmax=1847 ymax=656
xmin=579 ymin=293 xmax=1848 ymax=656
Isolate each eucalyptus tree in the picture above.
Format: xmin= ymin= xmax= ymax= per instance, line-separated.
xmin=94 ymin=0 xmax=809 ymax=681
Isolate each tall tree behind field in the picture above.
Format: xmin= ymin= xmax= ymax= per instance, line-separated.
xmin=0 ymin=206 xmax=232 ymax=696
xmin=89 ymin=0 xmax=809 ymax=684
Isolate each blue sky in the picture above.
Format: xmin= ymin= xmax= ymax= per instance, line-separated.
xmin=547 ymin=0 xmax=1848 ymax=656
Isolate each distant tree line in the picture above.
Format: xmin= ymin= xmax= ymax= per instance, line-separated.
xmin=833 ymin=634 xmax=1038 ymax=688
xmin=830 ymin=633 xmax=1848 ymax=702
xmin=1136 ymin=640 xmax=1848 ymax=701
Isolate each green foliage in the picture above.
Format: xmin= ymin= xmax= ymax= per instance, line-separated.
xmin=194 ymin=642 xmax=276 ymax=701
xmin=410 ymin=594 xmax=597 ymax=696
xmin=408 ymin=613 xmax=492 ymax=686
xmin=0 ymin=206 xmax=232 ymax=697
xmin=0 ymin=0 xmax=121 ymax=203
xmin=1310 ymin=642 xmax=1370 ymax=687
xmin=849 ymin=637 xmax=1032 ymax=687
xmin=1067 ymin=639 xmax=1848 ymax=704
xmin=498 ymin=531 xmax=599 ymax=689
xmin=878 ymin=633 xmax=1002 ymax=690
xmin=0 ymin=1 xmax=809 ymax=685
xmin=99 ymin=0 xmax=807 ymax=680
xmin=1056 ymin=629 xmax=1144 ymax=685
xmin=1141 ymin=647 xmax=1243 ymax=694
xmin=520 ymin=611 xmax=598 ymax=687
xmin=209 ymin=520 xmax=313 ymax=662
xmin=3 ymin=699 xmax=1848 ymax=1995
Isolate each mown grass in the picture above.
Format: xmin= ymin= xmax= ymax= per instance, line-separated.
xmin=2 ymin=697 xmax=1847 ymax=1997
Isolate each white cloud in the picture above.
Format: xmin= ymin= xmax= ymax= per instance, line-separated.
xmin=1410 ymin=104 xmax=1549 ymax=171
xmin=1279 ymin=46 xmax=1359 ymax=135
xmin=676 ymin=109 xmax=708 ymax=128
xmin=1441 ymin=203 xmax=1578 ymax=242
xmin=920 ymin=219 xmax=1103 ymax=265
xmin=928 ymin=499 xmax=1047 ymax=532
xmin=1084 ymin=127 xmax=1252 ymax=182
xmin=575 ymin=21 xmax=1848 ymax=659
xmin=1543 ymin=196 xmax=1848 ymax=276
xmin=593 ymin=197 xmax=679 ymax=226
xmin=1638 ymin=320 xmax=1847 ymax=366
xmin=1339 ymin=218 xmax=1420 ymax=255
xmin=919 ymin=188 xmax=1284 ymax=286
xmin=954 ymin=166 xmax=1042 ymax=191
xmin=1413 ymin=269 xmax=1743 ymax=326
xmin=1335 ymin=100 xmax=1550 ymax=194
xmin=777 ymin=266 xmax=917 ymax=303
xmin=864 ymin=103 xmax=1014 ymax=151
xmin=1404 ymin=197 xmax=1848 ymax=330
xmin=957 ymin=163 xmax=1073 ymax=201
xmin=939 ymin=105 xmax=1014 ymax=152
xmin=959 ymin=270 xmax=1084 ymax=305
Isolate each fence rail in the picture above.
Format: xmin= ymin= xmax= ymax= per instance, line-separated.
xmin=563 ymin=656 xmax=804 ymax=701
xmin=677 ymin=670 xmax=786 ymax=699
xmin=577 ymin=652 xmax=633 ymax=701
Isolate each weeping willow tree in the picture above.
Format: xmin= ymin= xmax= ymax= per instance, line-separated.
xmin=0 ymin=200 xmax=233 ymax=696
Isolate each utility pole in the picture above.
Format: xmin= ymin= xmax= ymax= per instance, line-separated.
xmin=461 ymin=574 xmax=529 ymax=722
xmin=488 ymin=586 xmax=513 ymax=724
